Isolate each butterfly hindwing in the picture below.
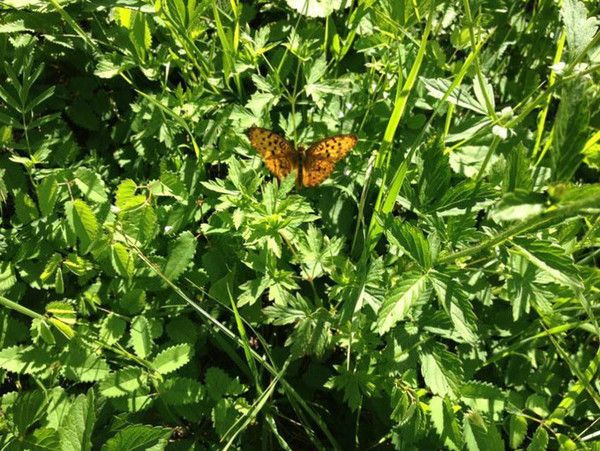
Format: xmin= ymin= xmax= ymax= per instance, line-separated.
xmin=302 ymin=134 xmax=358 ymax=187
xmin=246 ymin=127 xmax=299 ymax=181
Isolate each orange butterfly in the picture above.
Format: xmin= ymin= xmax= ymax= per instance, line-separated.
xmin=246 ymin=127 xmax=358 ymax=187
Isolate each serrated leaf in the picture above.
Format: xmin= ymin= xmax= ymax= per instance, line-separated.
xmin=9 ymin=390 xmax=48 ymax=435
xmin=509 ymin=414 xmax=527 ymax=449
xmin=527 ymin=426 xmax=549 ymax=451
xmin=430 ymin=396 xmax=463 ymax=450
xmin=55 ymin=267 xmax=64 ymax=294
xmin=100 ymin=314 xmax=126 ymax=345
xmin=46 ymin=301 xmax=77 ymax=325
xmin=116 ymin=179 xmax=145 ymax=211
xmin=59 ymin=390 xmax=95 ymax=451
xmin=420 ymin=343 xmax=463 ymax=398
xmin=40 ymin=253 xmax=62 ymax=282
xmin=101 ymin=424 xmax=171 ymax=451
xmin=37 ymin=176 xmax=59 ymax=216
xmin=385 ymin=219 xmax=433 ymax=269
xmin=62 ymin=343 xmax=111 ymax=382
xmin=463 ymin=410 xmax=504 ymax=451
xmin=377 ymin=273 xmax=428 ymax=334
xmin=461 ymin=382 xmax=505 ymax=420
xmin=561 ymin=0 xmax=599 ymax=58
xmin=328 ymin=366 xmax=377 ymax=412
xmin=162 ymin=231 xmax=196 ymax=282
xmin=130 ymin=315 xmax=152 ymax=358
xmin=14 ymin=191 xmax=39 ymax=223
xmin=512 ymin=239 xmax=583 ymax=290
xmin=205 ymin=367 xmax=245 ymax=401
xmin=0 ymin=262 xmax=17 ymax=292
xmin=99 ymin=368 xmax=145 ymax=398
xmin=66 ymin=199 xmax=99 ymax=253
xmin=430 ymin=272 xmax=478 ymax=343
xmin=122 ymin=204 xmax=157 ymax=244
xmin=111 ymin=242 xmax=135 ymax=278
xmin=0 ymin=345 xmax=53 ymax=374
xmin=74 ymin=167 xmax=108 ymax=204
xmin=158 ymin=377 xmax=204 ymax=405
xmin=151 ymin=344 xmax=192 ymax=375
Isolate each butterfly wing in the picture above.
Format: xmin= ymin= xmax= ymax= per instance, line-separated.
xmin=302 ymin=134 xmax=358 ymax=187
xmin=246 ymin=127 xmax=299 ymax=181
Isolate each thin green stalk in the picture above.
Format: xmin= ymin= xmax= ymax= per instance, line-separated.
xmin=462 ymin=0 xmax=497 ymax=120
xmin=0 ymin=296 xmax=44 ymax=320
xmin=365 ymin=7 xmax=433 ymax=251
xmin=365 ymin=17 xmax=483 ymax=255
xmin=438 ymin=197 xmax=600 ymax=264
xmin=532 ymin=31 xmax=565 ymax=159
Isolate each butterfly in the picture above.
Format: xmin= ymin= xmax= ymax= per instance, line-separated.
xmin=245 ymin=127 xmax=358 ymax=187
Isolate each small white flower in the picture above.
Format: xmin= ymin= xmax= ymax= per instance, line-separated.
xmin=550 ymin=62 xmax=566 ymax=75
xmin=164 ymin=225 xmax=173 ymax=233
xmin=492 ymin=125 xmax=508 ymax=140
xmin=110 ymin=205 xmax=120 ymax=214
xmin=500 ymin=106 xmax=513 ymax=118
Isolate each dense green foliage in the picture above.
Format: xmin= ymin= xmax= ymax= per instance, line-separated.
xmin=1 ymin=0 xmax=600 ymax=449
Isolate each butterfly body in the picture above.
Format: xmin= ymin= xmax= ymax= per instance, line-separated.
xmin=246 ymin=127 xmax=358 ymax=187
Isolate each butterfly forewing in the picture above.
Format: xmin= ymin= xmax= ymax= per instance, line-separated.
xmin=302 ymin=134 xmax=358 ymax=187
xmin=246 ymin=127 xmax=299 ymax=181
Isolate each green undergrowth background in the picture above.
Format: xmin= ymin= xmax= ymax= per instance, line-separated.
xmin=0 ymin=0 xmax=600 ymax=449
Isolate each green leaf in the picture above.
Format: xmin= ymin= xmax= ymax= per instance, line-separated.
xmin=287 ymin=308 xmax=332 ymax=358
xmin=28 ymin=427 xmax=61 ymax=449
xmin=508 ymin=414 xmax=528 ymax=449
xmin=430 ymin=271 xmax=478 ymax=344
xmin=74 ymin=168 xmax=108 ymax=204
xmin=111 ymin=242 xmax=135 ymax=278
xmin=100 ymin=314 xmax=126 ymax=345
xmin=377 ymin=273 xmax=428 ymax=334
xmin=429 ymin=396 xmax=463 ymax=450
xmin=205 ymin=367 xmax=245 ymax=401
xmin=151 ymin=344 xmax=192 ymax=375
xmin=327 ymin=365 xmax=377 ymax=412
xmin=14 ymin=191 xmax=39 ymax=223
xmin=99 ymin=368 xmax=145 ymax=398
xmin=40 ymin=253 xmax=62 ymax=282
xmin=37 ymin=175 xmax=59 ymax=216
xmin=212 ymin=398 xmax=238 ymax=438
xmin=463 ymin=410 xmax=504 ymax=451
xmin=162 ymin=231 xmax=196 ymax=282
xmin=59 ymin=390 xmax=95 ymax=451
xmin=158 ymin=377 xmax=204 ymax=405
xmin=66 ymin=199 xmax=99 ymax=253
xmin=461 ymin=382 xmax=505 ymax=420
xmin=9 ymin=390 xmax=47 ymax=435
xmin=294 ymin=225 xmax=344 ymax=280
xmin=62 ymin=342 xmax=111 ymax=382
xmin=130 ymin=315 xmax=152 ymax=359
xmin=0 ymin=261 xmax=17 ymax=292
xmin=527 ymin=426 xmax=549 ymax=451
xmin=551 ymin=80 xmax=592 ymax=181
xmin=0 ymin=345 xmax=52 ymax=374
xmin=385 ymin=219 xmax=433 ymax=269
xmin=116 ymin=179 xmax=145 ymax=211
xmin=419 ymin=343 xmax=463 ymax=398
xmin=122 ymin=204 xmax=157 ymax=244
xmin=511 ymin=239 xmax=583 ymax=290
xmin=55 ymin=267 xmax=64 ymax=294
xmin=561 ymin=0 xmax=599 ymax=58
xmin=46 ymin=300 xmax=77 ymax=325
xmin=101 ymin=424 xmax=171 ymax=451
